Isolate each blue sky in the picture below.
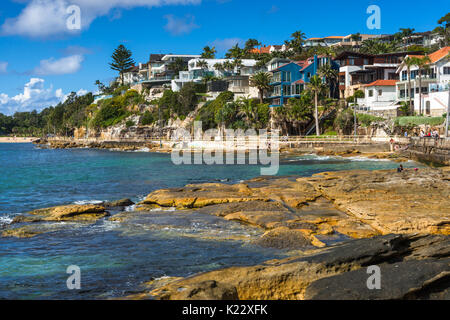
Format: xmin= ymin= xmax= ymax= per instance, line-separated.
xmin=0 ymin=0 xmax=448 ymax=115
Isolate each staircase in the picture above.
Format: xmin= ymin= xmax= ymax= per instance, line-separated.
xmin=305 ymin=109 xmax=337 ymax=136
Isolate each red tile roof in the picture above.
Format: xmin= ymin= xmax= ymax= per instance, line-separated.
xmin=428 ymin=46 xmax=450 ymax=63
xmin=365 ymin=80 xmax=398 ymax=87
xmin=293 ymin=80 xmax=305 ymax=84
xmin=404 ymin=47 xmax=450 ymax=64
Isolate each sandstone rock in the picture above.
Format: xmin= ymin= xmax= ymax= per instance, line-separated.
xmin=29 ymin=204 xmax=109 ymax=222
xmin=254 ymin=227 xmax=312 ymax=249
xmin=2 ymin=226 xmax=43 ymax=238
xmin=150 ymin=234 xmax=450 ymax=300
xmin=105 ymin=198 xmax=135 ymax=208
xmin=157 ymin=280 xmax=239 ymax=300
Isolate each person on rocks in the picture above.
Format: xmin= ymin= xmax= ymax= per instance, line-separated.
xmin=397 ymin=164 xmax=404 ymax=173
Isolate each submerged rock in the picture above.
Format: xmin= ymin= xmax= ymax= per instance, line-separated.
xmin=29 ymin=204 xmax=109 ymax=222
xmin=2 ymin=225 xmax=43 ymax=238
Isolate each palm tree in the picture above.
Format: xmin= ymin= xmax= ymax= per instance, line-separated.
xmin=222 ymin=60 xmax=234 ymax=74
xmin=168 ymin=57 xmax=187 ymax=74
xmin=232 ymin=58 xmax=243 ymax=75
xmin=237 ymin=96 xmax=257 ymax=126
xmin=226 ymin=44 xmax=243 ymax=59
xmin=285 ymin=30 xmax=306 ymax=56
xmin=402 ymin=56 xmax=416 ymax=114
xmin=202 ymin=73 xmax=217 ymax=86
xmin=411 ymin=55 xmax=431 ymax=115
xmin=196 ymin=59 xmax=209 ymax=70
xmin=249 ymin=72 xmax=271 ymax=104
xmin=317 ymin=64 xmax=338 ymax=98
xmin=201 ymin=46 xmax=216 ymax=59
xmin=306 ymin=75 xmax=327 ymax=136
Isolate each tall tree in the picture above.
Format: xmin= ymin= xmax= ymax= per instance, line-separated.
xmin=249 ymin=72 xmax=271 ymax=104
xmin=244 ymin=39 xmax=261 ymax=52
xmin=232 ymin=58 xmax=243 ymax=75
xmin=306 ymin=75 xmax=327 ymax=136
xmin=411 ymin=55 xmax=431 ymax=115
xmin=196 ymin=59 xmax=209 ymax=70
xmin=403 ymin=56 xmax=416 ymax=114
xmin=168 ymin=57 xmax=188 ymax=75
xmin=434 ymin=12 xmax=450 ymax=47
xmin=225 ymin=44 xmax=243 ymax=59
xmin=109 ymin=45 xmax=135 ymax=85
xmin=318 ymin=64 xmax=338 ymax=98
xmin=285 ymin=30 xmax=306 ymax=56
xmin=201 ymin=46 xmax=216 ymax=59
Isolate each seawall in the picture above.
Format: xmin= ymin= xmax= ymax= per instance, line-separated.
xmin=401 ymin=137 xmax=450 ymax=166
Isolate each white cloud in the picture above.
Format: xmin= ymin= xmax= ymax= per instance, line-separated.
xmin=1 ymin=0 xmax=201 ymax=38
xmin=0 ymin=78 xmax=68 ymax=115
xmin=210 ymin=38 xmax=244 ymax=52
xmin=163 ymin=14 xmax=199 ymax=36
xmin=33 ymin=55 xmax=84 ymax=76
xmin=0 ymin=62 xmax=7 ymax=74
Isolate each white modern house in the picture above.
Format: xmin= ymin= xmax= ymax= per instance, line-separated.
xmin=396 ymin=46 xmax=450 ymax=116
xmin=171 ymin=58 xmax=260 ymax=94
xmin=356 ymin=80 xmax=398 ymax=116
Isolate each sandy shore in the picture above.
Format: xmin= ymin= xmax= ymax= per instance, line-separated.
xmin=0 ymin=137 xmax=38 ymax=143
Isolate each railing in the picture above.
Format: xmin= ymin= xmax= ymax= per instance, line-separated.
xmin=46 ymin=135 xmax=410 ymax=145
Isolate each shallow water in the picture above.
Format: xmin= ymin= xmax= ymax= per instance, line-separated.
xmin=0 ymin=143 xmax=422 ymax=299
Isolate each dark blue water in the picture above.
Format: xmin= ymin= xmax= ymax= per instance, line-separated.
xmin=0 ymin=143 xmax=421 ymax=299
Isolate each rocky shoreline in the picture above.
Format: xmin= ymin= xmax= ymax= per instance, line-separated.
xmin=2 ymin=166 xmax=449 ymax=299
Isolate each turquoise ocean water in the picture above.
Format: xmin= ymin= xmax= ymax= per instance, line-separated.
xmin=0 ymin=143 xmax=421 ymax=299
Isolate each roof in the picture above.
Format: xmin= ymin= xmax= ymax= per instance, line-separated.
xmin=250 ymin=45 xmax=283 ymax=54
xmin=293 ymin=80 xmax=305 ymax=84
xmin=125 ymin=65 xmax=139 ymax=73
xmin=365 ymin=80 xmax=397 ymax=87
xmin=149 ymin=54 xmax=165 ymax=62
xmin=399 ymin=47 xmax=450 ymax=70
xmin=324 ymin=36 xmax=344 ymax=39
xmin=428 ymin=46 xmax=450 ymax=64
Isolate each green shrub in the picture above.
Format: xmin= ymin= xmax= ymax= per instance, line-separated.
xmin=334 ymin=109 xmax=354 ymax=134
xmin=394 ymin=116 xmax=445 ymax=127
xmin=140 ymin=111 xmax=156 ymax=125
xmin=356 ymin=114 xmax=384 ymax=127
xmin=91 ymin=100 xmax=128 ymax=128
xmin=125 ymin=120 xmax=135 ymax=128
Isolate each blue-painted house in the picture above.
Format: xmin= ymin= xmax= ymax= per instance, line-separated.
xmin=269 ymin=55 xmax=339 ymax=107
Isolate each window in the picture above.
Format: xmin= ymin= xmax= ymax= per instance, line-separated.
xmin=402 ymin=71 xmax=407 ymax=81
xmin=284 ymin=85 xmax=291 ymax=96
xmin=444 ymin=67 xmax=450 ymax=75
xmin=284 ymin=72 xmax=291 ymax=82
xmin=272 ymin=72 xmax=282 ymax=83
xmin=368 ymin=90 xmax=373 ymax=97
xmin=273 ymin=85 xmax=281 ymax=96
xmin=378 ymin=89 xmax=382 ymax=96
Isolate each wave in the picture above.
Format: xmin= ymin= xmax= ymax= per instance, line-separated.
xmin=0 ymin=214 xmax=14 ymax=226
xmin=73 ymin=200 xmax=104 ymax=205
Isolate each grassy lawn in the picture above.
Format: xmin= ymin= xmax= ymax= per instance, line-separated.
xmin=394 ymin=116 xmax=445 ymax=127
